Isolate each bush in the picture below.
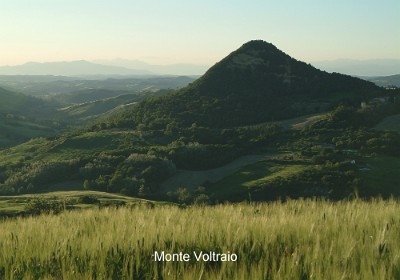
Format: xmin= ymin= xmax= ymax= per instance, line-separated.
xmin=25 ymin=198 xmax=65 ymax=215
xmin=78 ymin=196 xmax=99 ymax=204
xmin=193 ymin=194 xmax=211 ymax=205
xmin=99 ymin=200 xmax=126 ymax=208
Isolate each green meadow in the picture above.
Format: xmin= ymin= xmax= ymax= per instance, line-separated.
xmin=209 ymin=160 xmax=308 ymax=200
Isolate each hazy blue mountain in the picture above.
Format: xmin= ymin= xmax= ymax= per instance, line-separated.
xmin=0 ymin=61 xmax=153 ymax=76
xmin=312 ymin=59 xmax=400 ymax=76
xmin=94 ymin=59 xmax=209 ymax=75
xmin=0 ymin=75 xmax=79 ymax=82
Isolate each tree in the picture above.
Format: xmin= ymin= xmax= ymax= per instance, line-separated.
xmin=25 ymin=198 xmax=64 ymax=215
xmin=176 ymin=187 xmax=192 ymax=204
xmin=193 ymin=194 xmax=211 ymax=205
xmin=83 ymin=179 xmax=91 ymax=190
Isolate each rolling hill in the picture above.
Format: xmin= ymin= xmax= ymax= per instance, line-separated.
xmin=0 ymin=87 xmax=56 ymax=118
xmin=0 ymin=87 xmax=61 ymax=147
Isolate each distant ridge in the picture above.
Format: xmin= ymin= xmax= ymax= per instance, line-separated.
xmin=94 ymin=59 xmax=209 ymax=76
xmin=112 ymin=40 xmax=381 ymax=128
xmin=312 ymin=59 xmax=400 ymax=76
xmin=0 ymin=61 xmax=153 ymax=76
xmin=364 ymin=74 xmax=400 ymax=88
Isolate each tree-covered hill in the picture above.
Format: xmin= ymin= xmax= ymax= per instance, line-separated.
xmin=0 ymin=87 xmax=57 ymax=118
xmin=109 ymin=40 xmax=382 ymax=129
xmin=0 ymin=87 xmax=62 ymax=147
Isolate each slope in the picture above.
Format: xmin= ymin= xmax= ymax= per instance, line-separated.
xmin=60 ymin=90 xmax=167 ymax=122
xmin=0 ymin=87 xmax=56 ymax=117
xmin=0 ymin=87 xmax=61 ymax=148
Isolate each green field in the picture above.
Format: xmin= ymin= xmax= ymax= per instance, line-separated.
xmin=161 ymin=154 xmax=273 ymax=192
xmin=0 ymin=200 xmax=399 ymax=279
xmin=209 ymin=160 xmax=308 ymax=200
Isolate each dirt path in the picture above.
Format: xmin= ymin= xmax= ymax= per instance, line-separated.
xmin=161 ymin=154 xmax=273 ymax=192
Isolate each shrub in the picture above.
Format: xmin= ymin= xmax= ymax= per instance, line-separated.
xmin=78 ymin=196 xmax=99 ymax=204
xmin=25 ymin=198 xmax=65 ymax=215
xmin=193 ymin=194 xmax=211 ymax=205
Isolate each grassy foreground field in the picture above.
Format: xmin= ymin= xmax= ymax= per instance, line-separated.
xmin=0 ymin=200 xmax=399 ymax=279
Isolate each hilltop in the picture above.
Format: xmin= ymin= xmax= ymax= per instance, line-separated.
xmin=110 ymin=40 xmax=381 ymax=129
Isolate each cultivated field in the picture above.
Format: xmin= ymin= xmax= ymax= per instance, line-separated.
xmin=0 ymin=199 xmax=399 ymax=279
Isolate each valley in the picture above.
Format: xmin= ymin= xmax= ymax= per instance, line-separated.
xmin=0 ymin=76 xmax=195 ymax=148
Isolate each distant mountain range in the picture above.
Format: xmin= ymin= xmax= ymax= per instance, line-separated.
xmin=312 ymin=59 xmax=400 ymax=77
xmin=0 ymin=60 xmax=208 ymax=76
xmin=2 ymin=58 xmax=398 ymax=77
xmin=93 ymin=59 xmax=209 ymax=75
xmin=0 ymin=61 xmax=153 ymax=76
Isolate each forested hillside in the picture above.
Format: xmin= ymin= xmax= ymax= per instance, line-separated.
xmin=107 ymin=40 xmax=382 ymax=129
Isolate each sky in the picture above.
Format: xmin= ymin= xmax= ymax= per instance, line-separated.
xmin=1 ymin=0 xmax=399 ymax=66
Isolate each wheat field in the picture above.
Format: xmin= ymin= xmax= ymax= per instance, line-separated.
xmin=0 ymin=199 xmax=399 ymax=279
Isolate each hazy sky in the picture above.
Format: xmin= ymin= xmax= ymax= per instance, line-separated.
xmin=1 ymin=0 xmax=399 ymax=66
